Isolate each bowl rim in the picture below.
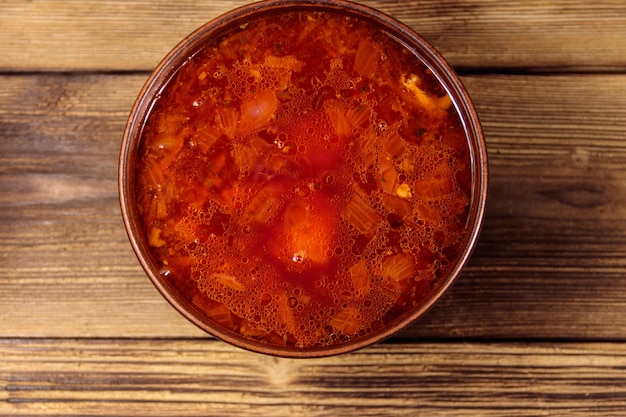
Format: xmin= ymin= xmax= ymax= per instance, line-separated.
xmin=119 ymin=0 xmax=488 ymax=358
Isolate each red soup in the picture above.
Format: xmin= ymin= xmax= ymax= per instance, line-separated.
xmin=135 ymin=8 xmax=472 ymax=349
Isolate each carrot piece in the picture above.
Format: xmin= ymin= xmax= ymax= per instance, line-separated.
xmin=241 ymin=182 xmax=286 ymax=224
xmin=195 ymin=125 xmax=223 ymax=152
xmin=353 ymin=39 xmax=380 ymax=77
xmin=326 ymin=108 xmax=352 ymax=136
xmin=324 ymin=100 xmax=352 ymax=137
xmin=148 ymin=227 xmax=167 ymax=248
xmin=379 ymin=286 xmax=400 ymax=304
xmin=349 ymin=260 xmax=371 ymax=296
xmin=381 ymin=194 xmax=413 ymax=217
xmin=203 ymin=150 xmax=232 ymax=190
xmin=232 ymin=143 xmax=257 ymax=173
xmin=205 ymin=302 xmax=235 ymax=329
xmin=381 ymin=252 xmax=415 ymax=283
xmin=242 ymin=194 xmax=281 ymax=224
xmin=151 ymin=132 xmax=185 ymax=153
xmin=209 ymin=273 xmax=246 ymax=291
xmin=265 ymin=331 xmax=288 ymax=346
xmin=346 ymin=104 xmax=371 ymax=128
xmin=358 ymin=129 xmax=378 ymax=154
xmin=217 ymin=106 xmax=240 ymax=139
xmin=155 ymin=198 xmax=167 ymax=219
xmin=239 ymin=319 xmax=268 ymax=338
xmin=329 ymin=306 xmax=361 ymax=335
xmin=150 ymin=113 xmax=188 ymax=156
xmin=144 ymin=162 xmax=165 ymax=190
xmin=398 ymin=156 xmax=415 ymax=174
xmin=414 ymin=175 xmax=455 ymax=200
xmin=383 ymin=132 xmax=407 ymax=160
xmin=415 ymin=202 xmax=444 ymax=223
xmin=341 ymin=193 xmax=381 ymax=237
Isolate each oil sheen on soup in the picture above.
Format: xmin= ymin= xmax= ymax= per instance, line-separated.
xmin=135 ymin=9 xmax=472 ymax=348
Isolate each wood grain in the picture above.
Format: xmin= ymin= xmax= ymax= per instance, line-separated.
xmin=2 ymin=72 xmax=626 ymax=339
xmin=2 ymin=338 xmax=626 ymax=416
xmin=2 ymin=0 xmax=626 ymax=72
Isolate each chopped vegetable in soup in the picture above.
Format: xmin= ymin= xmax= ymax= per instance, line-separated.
xmin=135 ymin=9 xmax=472 ymax=348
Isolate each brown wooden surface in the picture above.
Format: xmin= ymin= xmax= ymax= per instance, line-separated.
xmin=3 ymin=339 xmax=626 ymax=416
xmin=2 ymin=0 xmax=626 ymax=415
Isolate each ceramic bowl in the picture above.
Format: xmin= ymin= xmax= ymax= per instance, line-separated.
xmin=119 ymin=0 xmax=487 ymax=357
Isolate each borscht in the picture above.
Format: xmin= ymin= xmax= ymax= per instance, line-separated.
xmin=133 ymin=7 xmax=473 ymax=349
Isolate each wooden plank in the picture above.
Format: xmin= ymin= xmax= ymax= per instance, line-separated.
xmin=1 ymin=0 xmax=626 ymax=72
xmin=1 ymin=73 xmax=626 ymax=339
xmin=2 ymin=339 xmax=626 ymax=416
xmin=0 ymin=74 xmax=204 ymax=337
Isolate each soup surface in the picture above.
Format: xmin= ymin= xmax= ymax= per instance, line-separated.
xmin=135 ymin=9 xmax=472 ymax=348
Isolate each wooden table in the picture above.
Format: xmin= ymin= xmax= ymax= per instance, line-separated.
xmin=2 ymin=0 xmax=626 ymax=415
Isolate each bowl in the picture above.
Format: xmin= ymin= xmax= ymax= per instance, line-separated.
xmin=119 ymin=0 xmax=487 ymax=358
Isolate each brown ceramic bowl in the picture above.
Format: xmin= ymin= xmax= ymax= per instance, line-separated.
xmin=119 ymin=0 xmax=487 ymax=358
